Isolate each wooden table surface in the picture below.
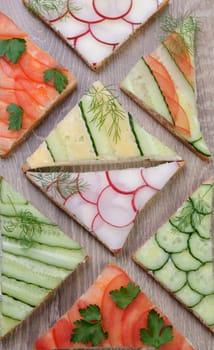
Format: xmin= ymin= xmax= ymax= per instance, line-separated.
xmin=1 ymin=0 xmax=214 ymax=349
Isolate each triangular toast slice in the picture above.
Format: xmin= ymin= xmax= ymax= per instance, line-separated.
xmin=23 ymin=80 xmax=180 ymax=171
xmin=26 ymin=161 xmax=184 ymax=254
xmin=133 ymin=180 xmax=214 ymax=333
xmin=23 ymin=0 xmax=169 ymax=71
xmin=120 ymin=17 xmax=211 ymax=160
xmin=0 ymin=12 xmax=76 ymax=158
xmin=0 ymin=177 xmax=87 ymax=339
xmin=33 ymin=263 xmax=195 ymax=349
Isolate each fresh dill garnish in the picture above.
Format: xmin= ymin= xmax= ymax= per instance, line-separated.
xmin=161 ymin=15 xmax=201 ymax=55
xmin=3 ymin=196 xmax=42 ymax=248
xmin=27 ymin=0 xmax=81 ymax=16
xmin=86 ymin=84 xmax=126 ymax=143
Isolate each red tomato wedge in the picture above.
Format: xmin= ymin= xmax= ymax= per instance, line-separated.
xmin=163 ymin=32 xmax=194 ymax=88
xmin=34 ymin=264 xmax=195 ymax=350
xmin=0 ymin=12 xmax=26 ymax=39
xmin=145 ymin=54 xmax=191 ymax=137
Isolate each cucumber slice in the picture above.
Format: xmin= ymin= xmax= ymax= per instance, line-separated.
xmin=191 ymin=138 xmax=211 ymax=157
xmin=121 ymin=57 xmax=173 ymax=123
xmin=135 ymin=236 xmax=169 ymax=271
xmin=0 ymin=179 xmax=27 ymax=204
xmin=46 ymin=128 xmax=69 ymax=162
xmin=192 ymin=295 xmax=214 ymax=326
xmin=169 ymin=200 xmax=194 ymax=234
xmin=190 ymin=183 xmax=213 ymax=215
xmin=2 ymin=252 xmax=68 ymax=289
xmin=2 ymin=294 xmax=33 ymax=321
xmin=191 ymin=213 xmax=212 ymax=239
xmin=156 ymin=222 xmax=189 ymax=253
xmin=172 ymin=249 xmax=201 ymax=271
xmin=175 ymin=284 xmax=202 ymax=307
xmin=3 ymin=236 xmax=85 ymax=270
xmin=2 ymin=316 xmax=19 ymax=337
xmin=188 ymin=263 xmax=214 ymax=295
xmin=154 ymin=259 xmax=187 ymax=292
xmin=2 ymin=275 xmax=49 ymax=307
xmin=189 ymin=233 xmax=212 ymax=263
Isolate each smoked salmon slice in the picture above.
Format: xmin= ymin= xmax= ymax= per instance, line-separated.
xmin=34 ymin=264 xmax=195 ymax=349
xmin=0 ymin=12 xmax=77 ymax=158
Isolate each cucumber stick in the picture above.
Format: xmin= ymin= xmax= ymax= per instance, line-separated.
xmin=2 ymin=294 xmax=33 ymax=321
xmin=134 ymin=181 xmax=214 ymax=327
xmin=2 ymin=316 xmax=20 ymax=337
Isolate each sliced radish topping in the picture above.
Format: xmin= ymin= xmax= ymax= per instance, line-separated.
xmin=90 ymin=19 xmax=132 ymax=45
xmin=92 ymin=214 xmax=133 ymax=251
xmin=97 ymin=185 xmax=136 ymax=228
xmin=124 ymin=0 xmax=158 ymax=24
xmin=65 ymin=194 xmax=97 ymax=228
xmin=106 ymin=169 xmax=144 ymax=194
xmin=142 ymin=162 xmax=179 ymax=190
xmin=78 ymin=172 xmax=109 ymax=204
xmin=68 ymin=0 xmax=103 ymax=23
xmin=132 ymin=186 xmax=156 ymax=211
xmin=39 ymin=1 xmax=67 ymax=21
xmin=52 ymin=13 xmax=88 ymax=38
xmin=93 ymin=0 xmax=133 ymax=20
xmin=76 ymin=32 xmax=113 ymax=65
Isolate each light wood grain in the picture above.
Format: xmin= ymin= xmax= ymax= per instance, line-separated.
xmin=0 ymin=0 xmax=214 ymax=349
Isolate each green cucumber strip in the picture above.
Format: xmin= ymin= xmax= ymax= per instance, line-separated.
xmin=2 ymin=219 xmax=80 ymax=249
xmin=2 ymin=252 xmax=68 ymax=289
xmin=79 ymin=101 xmax=99 ymax=156
xmin=188 ymin=233 xmax=212 ymax=263
xmin=191 ymin=138 xmax=211 ymax=157
xmin=172 ymin=249 xmax=201 ymax=271
xmin=3 ymin=236 xmax=85 ymax=270
xmin=175 ymin=284 xmax=202 ymax=307
xmin=2 ymin=294 xmax=33 ymax=321
xmin=2 ymin=275 xmax=50 ymax=307
xmin=188 ymin=263 xmax=214 ymax=295
xmin=155 ymin=222 xmax=189 ymax=253
xmin=191 ymin=213 xmax=212 ymax=239
xmin=192 ymin=295 xmax=214 ymax=326
xmin=128 ymin=113 xmax=143 ymax=156
xmin=169 ymin=200 xmax=194 ymax=234
xmin=154 ymin=259 xmax=187 ymax=292
xmin=134 ymin=236 xmax=169 ymax=270
xmin=46 ymin=128 xmax=69 ymax=162
xmin=2 ymin=315 xmax=20 ymax=337
xmin=0 ymin=179 xmax=27 ymax=204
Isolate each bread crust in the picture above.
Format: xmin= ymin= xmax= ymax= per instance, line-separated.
xmin=120 ymin=85 xmax=211 ymax=162
xmin=22 ymin=0 xmax=169 ymax=72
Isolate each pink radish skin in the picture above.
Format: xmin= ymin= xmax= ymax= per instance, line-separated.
xmin=68 ymin=0 xmax=103 ymax=24
xmin=53 ymin=13 xmax=89 ymax=38
xmin=65 ymin=194 xmax=98 ymax=228
xmin=77 ymin=172 xmax=109 ymax=205
xmin=124 ymin=0 xmax=159 ymax=24
xmin=49 ymin=10 xmax=69 ymax=23
xmin=142 ymin=162 xmax=179 ymax=190
xmin=92 ymin=0 xmax=133 ymax=20
xmin=106 ymin=169 xmax=144 ymax=195
xmin=132 ymin=186 xmax=157 ymax=212
xmin=97 ymin=185 xmax=137 ymax=228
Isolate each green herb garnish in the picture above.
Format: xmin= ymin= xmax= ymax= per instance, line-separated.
xmin=71 ymin=304 xmax=108 ymax=346
xmin=0 ymin=38 xmax=26 ymax=63
xmin=109 ymin=282 xmax=140 ymax=309
xmin=7 ymin=103 xmax=24 ymax=131
xmin=86 ymin=84 xmax=126 ymax=143
xmin=169 ymin=199 xmax=194 ymax=232
xmin=27 ymin=0 xmax=66 ymax=15
xmin=3 ymin=196 xmax=42 ymax=248
xmin=44 ymin=68 xmax=68 ymax=93
xmin=140 ymin=309 xmax=173 ymax=348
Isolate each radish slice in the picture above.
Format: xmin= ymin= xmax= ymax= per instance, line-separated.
xmin=52 ymin=13 xmax=88 ymax=38
xmin=78 ymin=172 xmax=109 ymax=204
xmin=142 ymin=162 xmax=179 ymax=190
xmin=76 ymin=32 xmax=113 ymax=65
xmin=97 ymin=186 xmax=136 ymax=228
xmin=38 ymin=1 xmax=67 ymax=21
xmin=106 ymin=169 xmax=144 ymax=194
xmin=90 ymin=19 xmax=132 ymax=45
xmin=92 ymin=214 xmax=133 ymax=251
xmin=65 ymin=194 xmax=97 ymax=228
xmin=124 ymin=0 xmax=158 ymax=24
xmin=93 ymin=0 xmax=133 ymax=20
xmin=132 ymin=186 xmax=156 ymax=211
xmin=68 ymin=0 xmax=103 ymax=23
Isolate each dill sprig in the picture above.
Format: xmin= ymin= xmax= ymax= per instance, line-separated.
xmin=161 ymin=15 xmax=201 ymax=55
xmin=86 ymin=85 xmax=126 ymax=143
xmin=3 ymin=196 xmax=42 ymax=248
xmin=28 ymin=0 xmax=81 ymax=16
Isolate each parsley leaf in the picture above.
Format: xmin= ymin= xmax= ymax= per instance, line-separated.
xmin=7 ymin=103 xmax=24 ymax=130
xmin=0 ymin=38 xmax=26 ymax=63
xmin=140 ymin=309 xmax=173 ymax=348
xmin=70 ymin=304 xmax=108 ymax=346
xmin=44 ymin=68 xmax=68 ymax=93
xmin=109 ymin=282 xmax=140 ymax=309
